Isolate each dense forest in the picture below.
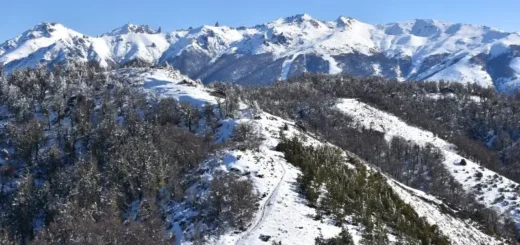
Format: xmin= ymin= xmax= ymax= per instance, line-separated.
xmin=1 ymin=62 xmax=520 ymax=244
xmin=0 ymin=64 xmax=256 ymax=244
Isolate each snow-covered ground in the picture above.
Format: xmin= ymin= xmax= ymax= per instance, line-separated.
xmin=280 ymin=54 xmax=299 ymax=80
xmin=422 ymin=54 xmax=494 ymax=88
xmin=126 ymin=68 xmax=346 ymax=244
xmin=336 ymin=98 xmax=520 ymax=229
xmin=211 ymin=115 xmax=346 ymax=245
xmin=127 ymin=68 xmax=503 ymax=244
xmin=388 ymin=180 xmax=503 ymax=245
xmin=110 ymin=67 xmax=217 ymax=106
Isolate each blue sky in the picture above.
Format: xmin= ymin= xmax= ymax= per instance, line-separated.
xmin=1 ymin=0 xmax=519 ymax=41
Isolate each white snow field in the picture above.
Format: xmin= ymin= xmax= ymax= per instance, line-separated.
xmin=336 ymin=98 xmax=520 ymax=230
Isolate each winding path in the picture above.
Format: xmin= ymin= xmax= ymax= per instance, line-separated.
xmin=235 ymin=157 xmax=287 ymax=245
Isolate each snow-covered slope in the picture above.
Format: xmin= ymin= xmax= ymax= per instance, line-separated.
xmin=388 ymin=180 xmax=503 ymax=245
xmin=210 ymin=116 xmax=348 ymax=245
xmin=2 ymin=15 xmax=520 ymax=92
xmin=121 ymin=67 xmax=347 ymax=244
xmin=121 ymin=67 xmax=503 ymax=244
xmin=0 ymin=23 xmax=169 ymax=70
xmin=0 ymin=23 xmax=89 ymax=70
xmin=109 ymin=67 xmax=216 ymax=106
xmin=336 ymin=98 xmax=520 ymax=230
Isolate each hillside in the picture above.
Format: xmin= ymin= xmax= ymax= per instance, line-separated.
xmin=336 ymin=98 xmax=520 ymax=230
xmin=2 ymin=66 xmax=517 ymax=244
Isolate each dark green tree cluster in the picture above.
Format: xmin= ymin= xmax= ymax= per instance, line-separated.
xmin=277 ymin=135 xmax=449 ymax=244
xmin=315 ymin=229 xmax=354 ymax=245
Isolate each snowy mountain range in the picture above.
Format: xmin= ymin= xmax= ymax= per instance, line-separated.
xmin=2 ymin=14 xmax=520 ymax=92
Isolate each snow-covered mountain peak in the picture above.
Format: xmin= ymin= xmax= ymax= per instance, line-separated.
xmin=270 ymin=13 xmax=328 ymax=31
xmin=188 ymin=25 xmax=236 ymax=35
xmin=381 ymin=19 xmax=449 ymax=37
xmin=19 ymin=22 xmax=82 ymax=40
xmin=104 ymin=23 xmax=160 ymax=36
xmin=28 ymin=22 xmax=66 ymax=37
xmin=0 ymin=22 xmax=85 ymax=65
xmin=336 ymin=16 xmax=357 ymax=28
xmin=410 ymin=19 xmax=449 ymax=37
xmin=282 ymin=13 xmax=314 ymax=23
xmin=3 ymin=15 xmax=520 ymax=93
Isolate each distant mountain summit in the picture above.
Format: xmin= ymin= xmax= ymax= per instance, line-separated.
xmin=1 ymin=14 xmax=520 ymax=93
xmin=103 ymin=23 xmax=160 ymax=36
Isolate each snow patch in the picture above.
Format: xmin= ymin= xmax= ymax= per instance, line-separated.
xmin=280 ymin=54 xmax=298 ymax=80
xmin=389 ymin=180 xmax=503 ymax=245
xmin=322 ymin=54 xmax=342 ymax=74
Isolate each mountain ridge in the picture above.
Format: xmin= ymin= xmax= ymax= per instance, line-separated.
xmin=2 ymin=14 xmax=520 ymax=93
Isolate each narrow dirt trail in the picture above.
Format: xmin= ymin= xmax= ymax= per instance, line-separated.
xmin=235 ymin=158 xmax=287 ymax=245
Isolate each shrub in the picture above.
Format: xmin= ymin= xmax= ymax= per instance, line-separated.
xmin=208 ymin=172 xmax=258 ymax=230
